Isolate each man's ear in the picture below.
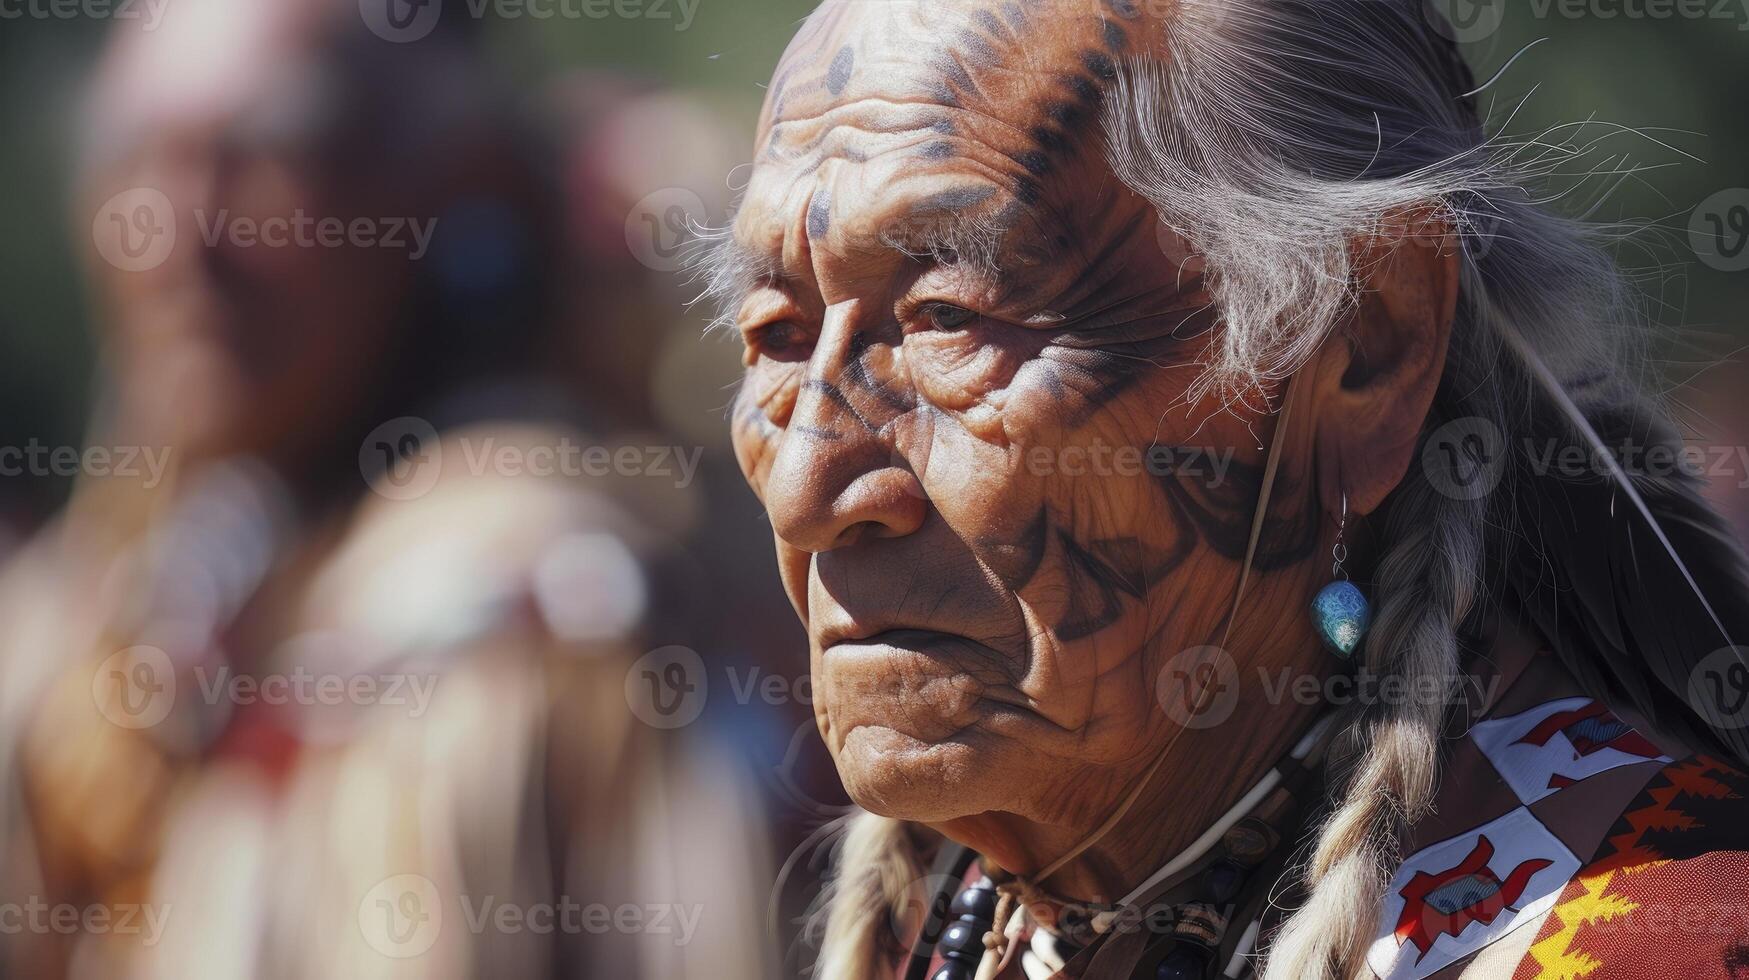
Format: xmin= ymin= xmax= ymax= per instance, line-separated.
xmin=1310 ymin=211 xmax=1461 ymax=518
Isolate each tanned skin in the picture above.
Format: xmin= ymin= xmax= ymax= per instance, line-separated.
xmin=726 ymin=0 xmax=1460 ymax=907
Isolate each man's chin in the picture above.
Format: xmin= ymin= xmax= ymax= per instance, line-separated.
xmin=835 ymin=725 xmax=1009 ymax=824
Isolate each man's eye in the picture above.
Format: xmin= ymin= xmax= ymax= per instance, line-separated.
xmin=923 ymin=304 xmax=977 ymax=331
xmin=754 ymin=322 xmax=808 ymax=353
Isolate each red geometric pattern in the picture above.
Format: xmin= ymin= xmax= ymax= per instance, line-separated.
xmin=1395 ymin=835 xmax=1552 ymax=962
xmin=1513 ymin=757 xmax=1749 ymax=980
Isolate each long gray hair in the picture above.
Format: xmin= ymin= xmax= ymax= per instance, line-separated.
xmin=1102 ymin=1 xmax=1749 ymax=977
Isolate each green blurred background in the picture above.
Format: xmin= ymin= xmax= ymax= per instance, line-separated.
xmin=2 ymin=0 xmax=1746 ymax=530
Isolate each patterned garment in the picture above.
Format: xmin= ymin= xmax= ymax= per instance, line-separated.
xmin=897 ymin=623 xmax=1749 ymax=980
xmin=1365 ymin=627 xmax=1749 ymax=980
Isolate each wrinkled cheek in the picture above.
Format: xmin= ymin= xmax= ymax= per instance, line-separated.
xmin=730 ymin=380 xmax=787 ymax=499
xmin=907 ymin=328 xmax=1041 ymax=416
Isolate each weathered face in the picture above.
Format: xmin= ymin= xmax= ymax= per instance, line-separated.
xmin=727 ymin=0 xmax=1324 ymax=824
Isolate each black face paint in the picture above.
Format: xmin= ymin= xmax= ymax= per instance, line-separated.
xmin=808 ymin=188 xmax=833 ymax=238
xmin=827 ymin=45 xmax=857 ymax=96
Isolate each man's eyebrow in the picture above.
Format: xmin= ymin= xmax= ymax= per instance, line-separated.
xmin=689 ymin=235 xmax=779 ymax=334
xmin=876 ymin=185 xmax=1028 ymax=276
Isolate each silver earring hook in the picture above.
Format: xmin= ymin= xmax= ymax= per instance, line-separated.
xmin=1332 ymin=493 xmax=1350 ymax=581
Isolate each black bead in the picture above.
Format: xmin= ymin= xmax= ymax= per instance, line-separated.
xmin=1156 ymin=947 xmax=1208 ymax=980
xmin=930 ymin=962 xmax=973 ymax=980
xmin=948 ymin=885 xmax=998 ymax=923
xmin=1205 ymin=861 xmax=1243 ymax=904
xmin=938 ymin=920 xmax=984 ymax=962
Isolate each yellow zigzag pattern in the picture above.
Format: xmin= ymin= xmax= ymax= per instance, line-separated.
xmin=1522 ymin=867 xmax=1640 ymax=980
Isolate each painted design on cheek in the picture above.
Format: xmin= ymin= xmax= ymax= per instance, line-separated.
xmin=1153 ymin=455 xmax=1321 ymax=570
xmin=1055 ymin=532 xmax=1195 ymax=642
xmin=1031 ymin=351 xmax=1154 ymax=429
xmin=826 ymin=45 xmax=856 ymax=96
xmin=842 ymin=332 xmax=918 ymax=414
xmin=981 ymin=508 xmax=1050 ymax=591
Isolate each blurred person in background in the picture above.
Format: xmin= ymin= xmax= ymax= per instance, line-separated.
xmin=546 ymin=70 xmax=849 ymax=973
xmin=0 ymin=1 xmax=771 ymax=977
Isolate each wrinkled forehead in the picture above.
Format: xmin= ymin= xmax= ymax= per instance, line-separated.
xmin=760 ymin=0 xmax=1164 ymax=132
xmin=736 ymin=0 xmax=1171 ymax=269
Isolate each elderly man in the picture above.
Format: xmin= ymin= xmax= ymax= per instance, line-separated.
xmin=708 ymin=1 xmax=1749 ymax=978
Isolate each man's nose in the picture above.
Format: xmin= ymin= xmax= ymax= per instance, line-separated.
xmin=764 ymin=309 xmax=926 ymax=554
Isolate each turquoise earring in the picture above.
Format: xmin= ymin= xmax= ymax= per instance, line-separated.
xmin=1311 ymin=495 xmax=1371 ymax=660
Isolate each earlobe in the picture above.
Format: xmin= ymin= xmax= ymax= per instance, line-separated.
xmin=1312 ymin=213 xmax=1461 ymax=520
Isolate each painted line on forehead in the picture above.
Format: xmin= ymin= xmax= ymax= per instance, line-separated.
xmin=827 ymin=45 xmax=857 ymax=97
xmin=916 ymin=185 xmax=999 ymax=211
xmin=1102 ymin=19 xmax=1128 ymax=52
xmin=973 ymin=8 xmax=1012 ymax=42
xmin=807 ymin=193 xmax=833 ymax=243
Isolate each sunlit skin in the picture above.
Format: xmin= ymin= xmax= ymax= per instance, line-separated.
xmin=727 ymin=0 xmax=1459 ymax=906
